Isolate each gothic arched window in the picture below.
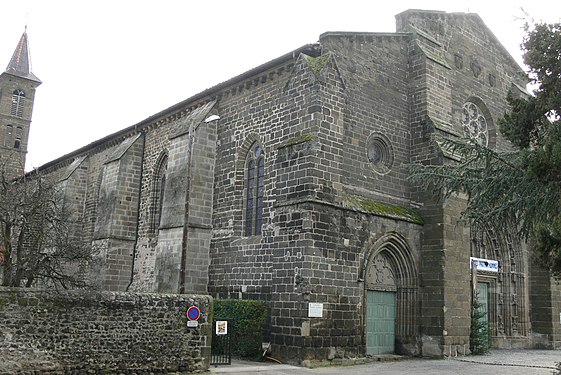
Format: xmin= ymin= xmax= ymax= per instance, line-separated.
xmin=245 ymin=143 xmax=265 ymax=236
xmin=11 ymin=89 xmax=25 ymax=118
xmin=149 ymin=153 xmax=168 ymax=233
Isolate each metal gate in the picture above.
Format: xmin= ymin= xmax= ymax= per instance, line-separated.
xmin=211 ymin=319 xmax=231 ymax=365
xmin=366 ymin=290 xmax=396 ymax=355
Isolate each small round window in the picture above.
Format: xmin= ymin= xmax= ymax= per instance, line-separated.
xmin=461 ymin=102 xmax=488 ymax=146
xmin=367 ymin=133 xmax=393 ymax=174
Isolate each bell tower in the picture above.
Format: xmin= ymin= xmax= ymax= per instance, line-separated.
xmin=0 ymin=29 xmax=41 ymax=179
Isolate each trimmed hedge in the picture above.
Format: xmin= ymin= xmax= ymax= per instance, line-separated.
xmin=213 ymin=299 xmax=267 ymax=358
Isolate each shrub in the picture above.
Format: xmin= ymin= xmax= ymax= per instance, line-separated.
xmin=213 ymin=299 xmax=267 ymax=359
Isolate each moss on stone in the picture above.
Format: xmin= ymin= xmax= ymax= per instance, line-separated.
xmin=277 ymin=133 xmax=314 ymax=149
xmin=343 ymin=194 xmax=424 ymax=224
xmin=306 ymin=53 xmax=331 ymax=73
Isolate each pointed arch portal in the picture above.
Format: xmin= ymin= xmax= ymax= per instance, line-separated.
xmin=362 ymin=233 xmax=418 ymax=355
xmin=470 ymin=225 xmax=528 ymax=340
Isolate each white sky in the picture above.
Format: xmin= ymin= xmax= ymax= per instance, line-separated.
xmin=0 ymin=0 xmax=559 ymax=171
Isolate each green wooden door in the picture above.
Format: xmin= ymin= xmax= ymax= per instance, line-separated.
xmin=366 ymin=290 xmax=396 ymax=355
xmin=476 ymin=282 xmax=489 ymax=326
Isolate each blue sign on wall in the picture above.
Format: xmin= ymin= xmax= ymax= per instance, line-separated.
xmin=470 ymin=257 xmax=499 ymax=273
xmin=187 ymin=306 xmax=201 ymax=321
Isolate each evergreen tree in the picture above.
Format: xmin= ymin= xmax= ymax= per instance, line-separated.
xmin=409 ymin=21 xmax=561 ymax=277
xmin=470 ymin=295 xmax=490 ymax=355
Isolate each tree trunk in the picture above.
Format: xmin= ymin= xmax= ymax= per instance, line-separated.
xmin=2 ymin=224 xmax=12 ymax=286
xmin=13 ymin=226 xmax=26 ymax=287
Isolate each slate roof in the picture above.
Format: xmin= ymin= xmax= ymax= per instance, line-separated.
xmin=4 ymin=31 xmax=41 ymax=83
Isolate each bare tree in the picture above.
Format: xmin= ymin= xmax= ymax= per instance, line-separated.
xmin=0 ymin=163 xmax=98 ymax=289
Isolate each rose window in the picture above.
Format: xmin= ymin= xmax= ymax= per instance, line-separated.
xmin=461 ymin=102 xmax=488 ymax=146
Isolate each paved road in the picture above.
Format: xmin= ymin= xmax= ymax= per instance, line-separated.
xmin=208 ymin=350 xmax=561 ymax=375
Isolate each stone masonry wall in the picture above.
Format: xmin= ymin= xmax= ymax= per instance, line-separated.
xmin=153 ymin=128 xmax=190 ymax=293
xmin=267 ymin=201 xmax=423 ymax=361
xmin=209 ymin=56 xmax=317 ymax=301
xmin=129 ymin=121 xmax=173 ymax=292
xmin=319 ymin=32 xmax=411 ymax=202
xmin=92 ymin=135 xmax=144 ymax=291
xmin=182 ymin=115 xmax=218 ymax=293
xmin=0 ymin=72 xmax=39 ymax=180
xmin=208 ymin=37 xmax=424 ymax=361
xmin=0 ymin=288 xmax=212 ymax=374
xmin=551 ymin=280 xmax=561 ymax=348
xmin=396 ymin=10 xmax=526 ymax=150
xmin=395 ymin=10 xmax=531 ymax=355
xmin=529 ymin=263 xmax=561 ymax=349
xmin=59 ymin=157 xmax=89 ymax=240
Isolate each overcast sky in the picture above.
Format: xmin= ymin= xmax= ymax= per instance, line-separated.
xmin=1 ymin=0 xmax=559 ymax=171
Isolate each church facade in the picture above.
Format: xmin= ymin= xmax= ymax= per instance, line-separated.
xmin=2 ymin=10 xmax=560 ymax=361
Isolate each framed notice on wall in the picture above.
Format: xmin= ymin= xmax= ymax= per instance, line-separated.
xmin=308 ymin=303 xmax=323 ymax=318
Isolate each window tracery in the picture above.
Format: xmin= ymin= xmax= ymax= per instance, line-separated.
xmin=461 ymin=102 xmax=488 ymax=146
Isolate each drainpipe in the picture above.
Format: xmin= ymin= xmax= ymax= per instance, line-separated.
xmin=178 ymin=114 xmax=220 ymax=294
xmin=126 ymin=130 xmax=146 ymax=291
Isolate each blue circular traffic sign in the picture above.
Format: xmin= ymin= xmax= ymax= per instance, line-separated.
xmin=187 ymin=306 xmax=200 ymax=321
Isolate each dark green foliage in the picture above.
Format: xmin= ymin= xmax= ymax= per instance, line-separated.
xmin=522 ymin=23 xmax=561 ymax=116
xmin=213 ymin=299 xmax=267 ymax=359
xmin=534 ymin=222 xmax=561 ymax=279
xmin=409 ymin=20 xmax=561 ymax=278
xmin=470 ymin=296 xmax=490 ymax=355
xmin=409 ymin=138 xmax=543 ymax=246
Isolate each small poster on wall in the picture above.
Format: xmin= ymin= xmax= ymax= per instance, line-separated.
xmin=216 ymin=320 xmax=228 ymax=335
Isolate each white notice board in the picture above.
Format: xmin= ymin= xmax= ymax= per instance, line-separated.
xmin=308 ymin=303 xmax=323 ymax=318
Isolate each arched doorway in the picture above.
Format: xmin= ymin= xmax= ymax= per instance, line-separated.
xmin=363 ymin=233 xmax=418 ymax=355
xmin=471 ymin=225 xmax=529 ymax=341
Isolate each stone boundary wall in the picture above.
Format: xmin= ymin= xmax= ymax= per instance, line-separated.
xmin=0 ymin=288 xmax=212 ymax=374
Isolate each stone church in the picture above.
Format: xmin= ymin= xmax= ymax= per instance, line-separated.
xmin=1 ymin=9 xmax=560 ymax=361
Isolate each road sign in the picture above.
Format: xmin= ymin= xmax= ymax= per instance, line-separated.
xmin=187 ymin=306 xmax=201 ymax=321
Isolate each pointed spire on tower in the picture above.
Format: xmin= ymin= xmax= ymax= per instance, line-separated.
xmin=4 ymin=30 xmax=41 ymax=83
